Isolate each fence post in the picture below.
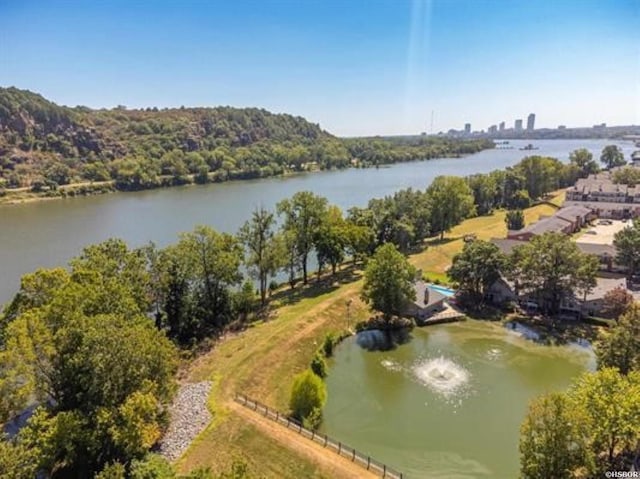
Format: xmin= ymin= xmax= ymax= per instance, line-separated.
xmin=324 ymin=434 xmax=327 ymax=447
xmin=367 ymin=456 xmax=370 ymax=470
xmin=383 ymin=464 xmax=386 ymax=478
xmin=352 ymin=449 xmax=356 ymax=461
xmin=311 ymin=430 xmax=315 ymax=440
xmin=338 ymin=442 xmax=341 ymax=454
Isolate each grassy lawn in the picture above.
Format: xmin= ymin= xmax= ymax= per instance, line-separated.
xmin=412 ymin=190 xmax=566 ymax=279
xmin=177 ymin=189 xmax=567 ymax=476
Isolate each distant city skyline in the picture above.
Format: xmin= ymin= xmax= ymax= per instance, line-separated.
xmin=0 ymin=0 xmax=638 ymax=136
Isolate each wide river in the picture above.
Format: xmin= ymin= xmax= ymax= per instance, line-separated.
xmin=322 ymin=321 xmax=595 ymax=478
xmin=0 ymin=139 xmax=634 ymax=305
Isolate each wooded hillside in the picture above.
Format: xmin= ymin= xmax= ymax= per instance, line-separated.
xmin=0 ymin=87 xmax=493 ymax=192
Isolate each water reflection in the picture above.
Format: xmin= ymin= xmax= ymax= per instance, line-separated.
xmin=356 ymin=328 xmax=412 ymax=351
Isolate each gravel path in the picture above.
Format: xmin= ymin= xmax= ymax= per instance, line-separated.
xmin=159 ymin=381 xmax=213 ymax=461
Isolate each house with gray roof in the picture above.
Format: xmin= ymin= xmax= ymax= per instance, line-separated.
xmin=404 ymin=281 xmax=447 ymax=323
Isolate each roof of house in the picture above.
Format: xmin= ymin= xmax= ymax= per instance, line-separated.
xmin=563 ymin=200 xmax=640 ymax=211
xmin=584 ymin=277 xmax=628 ymax=302
xmin=516 ymin=216 xmax=572 ymax=235
xmin=491 ymin=238 xmax=528 ymax=254
xmin=413 ymin=281 xmax=446 ymax=308
xmin=575 ymin=242 xmax=617 ymax=257
xmin=555 ymin=205 xmax=593 ymax=221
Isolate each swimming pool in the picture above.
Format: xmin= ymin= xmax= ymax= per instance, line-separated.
xmin=428 ymin=283 xmax=456 ymax=297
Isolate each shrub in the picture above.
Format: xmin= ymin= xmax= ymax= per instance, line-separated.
xmin=302 ymin=407 xmax=323 ymax=431
xmin=130 ymin=454 xmax=175 ymax=479
xmin=289 ymin=369 xmax=327 ymax=424
xmin=310 ymin=353 xmax=327 ymax=378
xmin=321 ymin=332 xmax=336 ymax=357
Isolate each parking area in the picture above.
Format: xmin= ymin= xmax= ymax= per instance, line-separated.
xmin=576 ymin=219 xmax=630 ymax=245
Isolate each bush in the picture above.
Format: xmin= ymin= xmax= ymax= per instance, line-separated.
xmin=289 ymin=369 xmax=327 ymax=424
xmin=302 ymin=407 xmax=323 ymax=431
xmin=130 ymin=454 xmax=175 ymax=479
xmin=321 ymin=332 xmax=336 ymax=357
xmin=310 ymin=353 xmax=327 ymax=378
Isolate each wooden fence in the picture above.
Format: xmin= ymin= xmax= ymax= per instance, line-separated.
xmin=235 ymin=393 xmax=403 ymax=479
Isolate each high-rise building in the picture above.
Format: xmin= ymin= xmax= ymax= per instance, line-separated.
xmin=527 ymin=113 xmax=535 ymax=131
xmin=464 ymin=123 xmax=471 ymax=135
xmin=499 ymin=121 xmax=505 ymax=132
xmin=488 ymin=125 xmax=497 ymax=134
xmin=515 ymin=119 xmax=523 ymax=131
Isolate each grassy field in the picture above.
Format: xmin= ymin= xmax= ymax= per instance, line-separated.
xmin=176 ymin=190 xmax=567 ymax=477
xmin=413 ymin=190 xmax=566 ymax=280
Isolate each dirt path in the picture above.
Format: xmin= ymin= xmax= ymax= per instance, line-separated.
xmin=228 ymin=401 xmax=377 ymax=479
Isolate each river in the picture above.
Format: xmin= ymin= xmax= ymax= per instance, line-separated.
xmin=0 ymin=139 xmax=634 ymax=305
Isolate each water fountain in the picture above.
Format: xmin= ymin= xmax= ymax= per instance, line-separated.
xmin=413 ymin=356 xmax=470 ymax=397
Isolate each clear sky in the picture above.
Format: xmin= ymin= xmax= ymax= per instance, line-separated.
xmin=1 ymin=0 xmax=638 ymax=136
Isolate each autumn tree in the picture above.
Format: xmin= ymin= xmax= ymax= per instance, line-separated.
xmin=600 ymin=286 xmax=635 ymax=320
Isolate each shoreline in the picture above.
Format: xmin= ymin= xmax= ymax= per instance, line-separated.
xmin=0 ymin=150 xmax=483 ymax=207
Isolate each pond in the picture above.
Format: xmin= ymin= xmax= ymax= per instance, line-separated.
xmin=321 ymin=321 xmax=594 ymax=478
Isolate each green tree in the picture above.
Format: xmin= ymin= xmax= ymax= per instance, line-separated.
xmin=315 ymin=205 xmax=347 ymax=276
xmin=613 ymin=218 xmax=640 ymax=277
xmin=519 ymin=393 xmax=591 ymax=479
xmin=448 ymin=240 xmax=504 ymax=308
xmin=600 ymin=145 xmax=626 ymax=169
xmin=568 ymin=368 xmax=640 ymax=473
xmin=426 ymin=176 xmax=475 ymax=240
xmin=176 ymin=226 xmax=244 ymax=333
xmin=361 ymin=243 xmax=416 ymax=319
xmin=0 ymin=435 xmax=39 ymax=479
xmin=466 ymin=173 xmax=498 ymax=215
xmin=505 ymin=209 xmax=525 ymax=230
xmin=508 ymin=233 xmax=599 ymax=315
xmin=289 ymin=370 xmax=327 ymax=429
xmin=514 ymin=156 xmax=564 ymax=200
xmin=596 ymin=304 xmax=640 ymax=375
xmin=238 ymin=207 xmax=283 ymax=306
xmin=277 ymin=192 xmax=328 ymax=284
xmin=569 ymin=148 xmax=599 ymax=177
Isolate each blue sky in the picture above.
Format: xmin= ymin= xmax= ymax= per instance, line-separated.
xmin=0 ymin=0 xmax=638 ymax=136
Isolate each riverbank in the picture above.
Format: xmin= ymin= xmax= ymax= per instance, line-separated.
xmin=0 ymin=151 xmax=477 ymax=206
xmin=174 ymin=189 xmax=568 ymax=477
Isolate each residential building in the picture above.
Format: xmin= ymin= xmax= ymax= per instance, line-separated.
xmin=499 ymin=121 xmax=505 ymax=132
xmin=527 ymin=113 xmax=535 ymax=131
xmin=488 ymin=125 xmax=497 ymax=134
xmin=515 ymin=119 xmax=523 ymax=131
xmin=404 ymin=281 xmax=447 ymax=323
xmin=505 ymin=204 xmax=593 ymax=241
xmin=464 ymin=123 xmax=471 ymax=135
